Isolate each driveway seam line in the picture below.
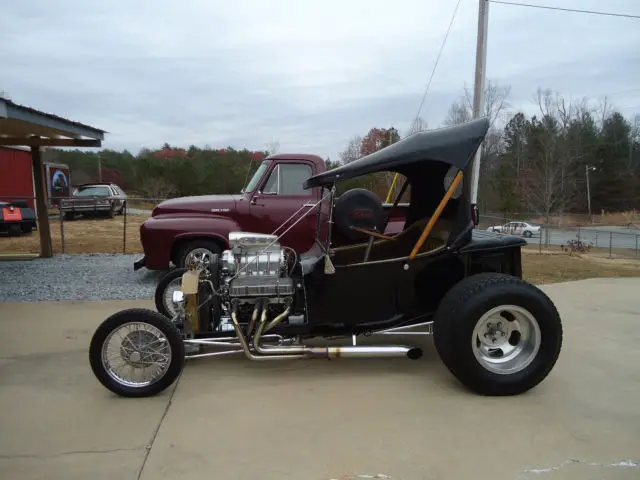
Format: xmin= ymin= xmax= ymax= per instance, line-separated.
xmin=136 ymin=371 xmax=183 ymax=480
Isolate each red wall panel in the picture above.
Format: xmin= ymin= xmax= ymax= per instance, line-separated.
xmin=0 ymin=147 xmax=35 ymax=210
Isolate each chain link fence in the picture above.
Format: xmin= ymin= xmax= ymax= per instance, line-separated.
xmin=479 ymin=214 xmax=640 ymax=259
xmin=0 ymin=196 xmax=164 ymax=256
xmin=2 ymin=197 xmax=639 ymax=261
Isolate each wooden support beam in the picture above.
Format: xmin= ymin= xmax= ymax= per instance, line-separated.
xmin=31 ymin=145 xmax=53 ymax=258
xmin=0 ymin=137 xmax=101 ymax=147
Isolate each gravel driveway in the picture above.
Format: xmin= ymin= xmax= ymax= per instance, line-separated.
xmin=0 ymin=254 xmax=167 ymax=302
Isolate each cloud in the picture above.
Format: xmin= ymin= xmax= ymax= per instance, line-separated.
xmin=1 ymin=0 xmax=639 ymax=161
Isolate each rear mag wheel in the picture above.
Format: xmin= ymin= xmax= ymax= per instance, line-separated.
xmin=432 ymin=272 xmax=563 ymax=396
xmin=89 ymin=308 xmax=185 ymax=397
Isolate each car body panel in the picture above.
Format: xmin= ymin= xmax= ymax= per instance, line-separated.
xmin=487 ymin=221 xmax=541 ymax=236
xmin=61 ymin=183 xmax=127 ymax=215
xmin=137 ymin=154 xmax=410 ymax=270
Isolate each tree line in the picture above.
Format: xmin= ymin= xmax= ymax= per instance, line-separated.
xmin=45 ymin=81 xmax=639 ymax=216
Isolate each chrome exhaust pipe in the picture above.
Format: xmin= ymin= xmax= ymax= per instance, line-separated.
xmin=253 ymin=307 xmax=308 ymax=355
xmin=231 ymin=305 xmax=306 ymax=361
xmin=245 ymin=302 xmax=261 ymax=339
xmin=306 ymin=345 xmax=423 ymax=360
xmin=264 ymin=304 xmax=291 ymax=332
xmin=251 ymin=307 xmax=423 ymax=360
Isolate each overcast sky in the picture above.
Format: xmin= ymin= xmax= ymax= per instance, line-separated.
xmin=1 ymin=0 xmax=639 ymax=161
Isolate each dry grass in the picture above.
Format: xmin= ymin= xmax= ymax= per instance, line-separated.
xmin=528 ymin=210 xmax=639 ymax=228
xmin=127 ymin=200 xmax=161 ymax=211
xmin=526 ymin=242 xmax=640 ymax=260
xmin=2 ymin=217 xmax=639 ymax=284
xmin=0 ymin=214 xmax=147 ymax=255
xmin=522 ymin=248 xmax=640 ymax=284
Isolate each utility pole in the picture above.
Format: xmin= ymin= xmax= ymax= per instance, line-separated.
xmin=470 ymin=0 xmax=489 ymax=222
xmin=585 ymin=164 xmax=596 ymax=218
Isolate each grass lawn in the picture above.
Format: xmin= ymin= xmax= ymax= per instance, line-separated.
xmin=1 ymin=215 xmax=639 ymax=284
xmin=521 ymin=248 xmax=640 ymax=284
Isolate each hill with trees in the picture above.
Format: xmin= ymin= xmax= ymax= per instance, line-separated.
xmin=44 ymin=82 xmax=639 ymax=218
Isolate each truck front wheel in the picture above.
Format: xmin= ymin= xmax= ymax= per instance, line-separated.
xmin=432 ymin=272 xmax=563 ymax=396
xmin=174 ymin=239 xmax=222 ymax=269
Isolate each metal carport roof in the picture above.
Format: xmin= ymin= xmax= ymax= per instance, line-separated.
xmin=0 ymin=96 xmax=106 ymax=259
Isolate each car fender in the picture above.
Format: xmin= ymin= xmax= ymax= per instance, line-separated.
xmin=140 ymin=214 xmax=242 ymax=269
xmin=167 ymin=214 xmax=242 ymax=250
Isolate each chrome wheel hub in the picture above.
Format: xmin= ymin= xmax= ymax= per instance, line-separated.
xmin=163 ymin=277 xmax=183 ymax=317
xmin=472 ymin=305 xmax=541 ymax=375
xmin=102 ymin=322 xmax=173 ymax=387
xmin=185 ymin=249 xmax=212 ymax=268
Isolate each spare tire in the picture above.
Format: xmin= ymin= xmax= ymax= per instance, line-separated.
xmin=333 ymin=188 xmax=385 ymax=242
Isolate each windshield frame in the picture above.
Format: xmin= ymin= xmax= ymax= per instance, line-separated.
xmin=242 ymin=160 xmax=271 ymax=193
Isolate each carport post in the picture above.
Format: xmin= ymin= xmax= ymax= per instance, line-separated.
xmin=31 ymin=144 xmax=53 ymax=258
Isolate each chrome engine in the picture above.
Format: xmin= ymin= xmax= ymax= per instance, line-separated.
xmin=220 ymin=232 xmax=295 ymax=301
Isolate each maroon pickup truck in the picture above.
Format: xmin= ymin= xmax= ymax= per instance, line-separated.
xmin=134 ymin=154 xmax=408 ymax=271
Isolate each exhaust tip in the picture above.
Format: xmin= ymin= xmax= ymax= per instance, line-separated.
xmin=407 ymin=347 xmax=423 ymax=360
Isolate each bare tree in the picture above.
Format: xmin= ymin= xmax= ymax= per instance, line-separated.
xmin=444 ymin=79 xmax=512 ymax=162
xmin=448 ymin=79 xmax=513 ymax=128
xmin=443 ymin=99 xmax=471 ymax=126
xmin=406 ymin=116 xmax=429 ymax=136
xmin=339 ymin=135 xmax=363 ymax=164
xmin=265 ymin=140 xmax=280 ymax=155
xmin=597 ymin=96 xmax=611 ymax=128
xmin=519 ymin=90 xmax=587 ymax=220
xmin=139 ymin=176 xmax=176 ymax=199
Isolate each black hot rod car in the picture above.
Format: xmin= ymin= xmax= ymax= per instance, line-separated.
xmin=89 ymin=117 xmax=563 ymax=398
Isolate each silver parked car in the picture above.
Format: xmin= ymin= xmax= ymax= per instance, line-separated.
xmin=487 ymin=221 xmax=541 ymax=238
xmin=61 ymin=183 xmax=127 ymax=220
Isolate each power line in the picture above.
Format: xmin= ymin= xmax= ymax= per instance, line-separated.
xmin=489 ymin=0 xmax=640 ymax=20
xmin=410 ymin=0 xmax=463 ymax=133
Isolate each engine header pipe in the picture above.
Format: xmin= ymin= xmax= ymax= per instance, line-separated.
xmin=230 ymin=305 xmax=307 ymax=361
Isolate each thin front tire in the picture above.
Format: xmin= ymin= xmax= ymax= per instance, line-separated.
xmin=89 ymin=308 xmax=185 ymax=397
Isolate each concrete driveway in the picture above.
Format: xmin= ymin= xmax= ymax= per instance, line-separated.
xmin=1 ymin=278 xmax=639 ymax=480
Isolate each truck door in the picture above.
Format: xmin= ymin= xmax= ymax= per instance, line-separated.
xmin=249 ymin=161 xmax=319 ymax=253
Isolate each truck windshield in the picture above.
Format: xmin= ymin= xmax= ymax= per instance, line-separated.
xmin=242 ymin=160 xmax=271 ymax=193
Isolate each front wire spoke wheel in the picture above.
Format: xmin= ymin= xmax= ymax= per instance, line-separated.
xmin=471 ymin=305 xmax=541 ymax=375
xmin=102 ymin=322 xmax=171 ymax=387
xmin=89 ymin=308 xmax=186 ymax=397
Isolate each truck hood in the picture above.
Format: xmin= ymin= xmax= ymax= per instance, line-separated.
xmin=152 ymin=194 xmax=241 ymax=216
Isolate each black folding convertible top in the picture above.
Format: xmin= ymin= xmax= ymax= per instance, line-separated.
xmin=304 ymin=117 xmax=490 ymax=189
